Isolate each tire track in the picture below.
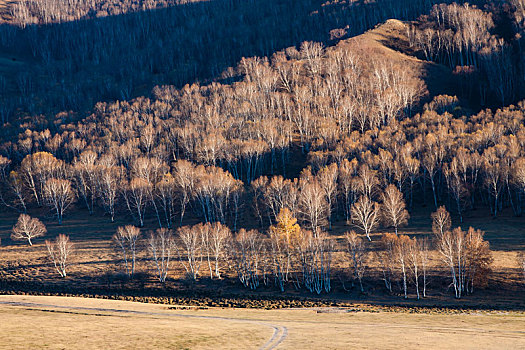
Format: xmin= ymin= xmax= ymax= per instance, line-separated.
xmin=259 ymin=323 xmax=287 ymax=350
xmin=0 ymin=299 xmax=288 ymax=349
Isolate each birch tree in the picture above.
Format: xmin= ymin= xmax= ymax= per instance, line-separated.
xmin=351 ymin=195 xmax=380 ymax=241
xmin=381 ymin=184 xmax=409 ymax=234
xmin=45 ymin=234 xmax=73 ymax=278
xmin=207 ymin=222 xmax=232 ymax=279
xmin=431 ymin=206 xmax=451 ymax=238
xmin=407 ymin=237 xmax=422 ymax=299
xmin=113 ymin=225 xmax=141 ymax=277
xmin=43 ymin=178 xmax=75 ymax=224
xmin=235 ymin=229 xmax=265 ymax=290
xmin=178 ymin=225 xmax=202 ymax=280
xmin=148 ymin=228 xmax=175 ymax=282
xmin=345 ymin=230 xmax=367 ymax=292
xmin=11 ymin=214 xmax=46 ymax=246
xmin=394 ymin=235 xmax=411 ymax=299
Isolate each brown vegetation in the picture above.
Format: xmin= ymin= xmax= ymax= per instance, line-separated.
xmin=0 ymin=1 xmax=524 ymax=310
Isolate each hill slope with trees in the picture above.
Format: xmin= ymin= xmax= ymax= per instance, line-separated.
xmin=0 ymin=1 xmax=524 ymax=307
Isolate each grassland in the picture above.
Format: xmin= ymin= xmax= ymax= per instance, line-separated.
xmin=0 ymin=295 xmax=523 ymax=349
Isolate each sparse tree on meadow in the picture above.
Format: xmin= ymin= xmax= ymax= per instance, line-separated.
xmin=11 ymin=214 xmax=46 ymax=246
xmin=113 ymin=225 xmax=141 ymax=277
xmin=436 ymin=226 xmax=492 ymax=298
xmin=178 ymin=225 xmax=202 ymax=280
xmin=345 ymin=231 xmax=367 ymax=292
xmin=45 ymin=234 xmax=73 ymax=278
xmin=148 ymin=228 xmax=176 ymax=282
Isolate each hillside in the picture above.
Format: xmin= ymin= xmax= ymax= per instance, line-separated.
xmin=336 ymin=19 xmax=456 ymax=102
xmin=0 ymin=0 xmax=469 ymax=130
xmin=0 ymin=1 xmax=524 ymax=333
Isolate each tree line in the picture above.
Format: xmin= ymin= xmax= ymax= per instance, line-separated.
xmin=8 ymin=206 xmax=503 ymax=299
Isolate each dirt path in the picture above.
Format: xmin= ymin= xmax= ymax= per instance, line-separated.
xmin=0 ymin=299 xmax=288 ymax=349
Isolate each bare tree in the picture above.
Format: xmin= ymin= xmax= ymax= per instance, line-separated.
xmin=113 ymin=225 xmax=141 ymax=277
xmin=177 ymin=225 xmax=202 ymax=280
xmin=317 ymin=163 xmax=338 ymax=229
xmin=444 ymin=159 xmax=468 ymax=222
xmin=234 ymin=228 xmax=264 ymax=290
xmin=21 ymin=152 xmax=66 ymax=206
xmin=298 ymin=179 xmax=329 ymax=233
xmin=377 ymin=233 xmax=396 ymax=293
xmin=381 ymin=184 xmax=409 ymax=234
xmin=419 ymin=237 xmax=430 ymax=298
xmin=351 ymin=195 xmax=380 ymax=241
xmin=11 ymin=214 xmax=47 ymax=246
xmin=45 ymin=234 xmax=73 ymax=278
xmin=436 ymin=227 xmax=463 ymax=298
xmin=207 ymin=222 xmax=232 ymax=279
xmin=3 ymin=171 xmax=28 ymax=213
xmin=394 ymin=235 xmax=411 ymax=299
xmin=96 ymin=163 xmax=121 ymax=222
xmin=172 ymin=160 xmax=196 ymax=226
xmin=123 ymin=177 xmax=151 ymax=227
xmin=73 ymin=150 xmax=98 ymax=215
xmin=436 ymin=226 xmax=492 ymax=298
xmin=465 ymin=227 xmax=493 ymax=294
xmin=431 ymin=206 xmax=451 ymax=238
xmin=407 ymin=236 xmax=422 ymax=300
xmin=299 ymin=230 xmax=334 ymax=294
xmin=156 ymin=173 xmax=177 ymax=228
xmin=148 ymin=228 xmax=175 ymax=282
xmin=345 ymin=230 xmax=367 ymax=292
xmin=356 ymin=165 xmax=379 ymax=199
xmin=43 ymin=178 xmax=75 ymax=224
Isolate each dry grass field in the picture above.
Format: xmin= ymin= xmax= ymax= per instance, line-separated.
xmin=0 ymin=295 xmax=523 ymax=349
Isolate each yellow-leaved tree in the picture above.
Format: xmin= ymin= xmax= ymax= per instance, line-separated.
xmin=269 ymin=208 xmax=301 ymax=289
xmin=270 ymin=208 xmax=301 ymax=247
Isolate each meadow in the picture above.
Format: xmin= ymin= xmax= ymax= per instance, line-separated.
xmin=0 ymin=295 xmax=524 ymax=349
